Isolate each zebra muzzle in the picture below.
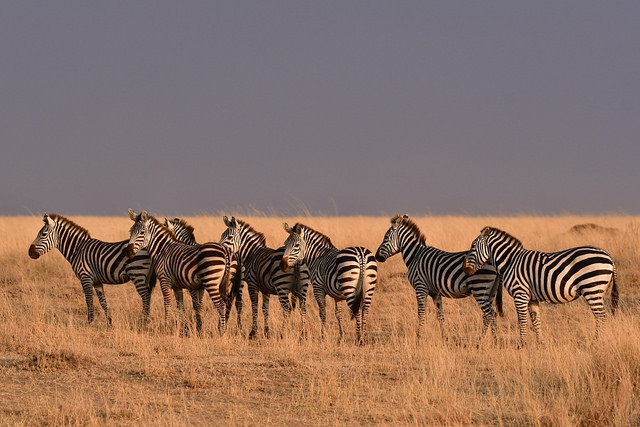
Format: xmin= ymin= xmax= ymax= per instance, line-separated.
xmin=125 ymin=244 xmax=136 ymax=259
xmin=280 ymin=257 xmax=291 ymax=273
xmin=462 ymin=261 xmax=475 ymax=275
xmin=28 ymin=245 xmax=40 ymax=259
xmin=374 ymin=251 xmax=386 ymax=263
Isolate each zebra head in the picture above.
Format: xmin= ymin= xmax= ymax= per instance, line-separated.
xmin=126 ymin=209 xmax=151 ymax=258
xmin=29 ymin=214 xmax=58 ymax=259
xmin=220 ymin=216 xmax=242 ymax=255
xmin=164 ymin=217 xmax=196 ymax=245
xmin=280 ymin=222 xmax=305 ymax=273
xmin=375 ymin=214 xmax=409 ymax=262
xmin=463 ymin=227 xmax=492 ymax=275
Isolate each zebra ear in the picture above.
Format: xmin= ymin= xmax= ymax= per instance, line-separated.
xmin=141 ymin=211 xmax=148 ymax=221
xmin=283 ymin=222 xmax=292 ymax=233
xmin=223 ymin=216 xmax=231 ymax=227
xmin=45 ymin=215 xmax=55 ymax=228
xmin=402 ymin=214 xmax=409 ymax=220
xmin=128 ymin=209 xmax=136 ymax=221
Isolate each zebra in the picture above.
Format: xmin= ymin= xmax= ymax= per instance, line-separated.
xmin=463 ymin=226 xmax=619 ymax=346
xmin=219 ymin=216 xmax=310 ymax=338
xmin=375 ymin=215 xmax=502 ymax=340
xmin=280 ymin=223 xmax=377 ymax=345
xmin=127 ymin=209 xmax=237 ymax=334
xmin=28 ymin=213 xmax=155 ymax=325
xmin=164 ymin=217 xmax=244 ymax=331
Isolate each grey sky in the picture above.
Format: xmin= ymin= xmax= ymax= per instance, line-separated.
xmin=1 ymin=2 xmax=638 ymax=216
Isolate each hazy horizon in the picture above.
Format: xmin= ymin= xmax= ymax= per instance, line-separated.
xmin=2 ymin=2 xmax=639 ymax=217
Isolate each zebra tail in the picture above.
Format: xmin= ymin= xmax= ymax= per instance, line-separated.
xmin=495 ymin=276 xmax=503 ymax=317
xmin=291 ymin=264 xmax=300 ymax=311
xmin=610 ymin=265 xmax=619 ymax=316
xmin=350 ymin=256 xmax=365 ymax=319
xmin=230 ymin=262 xmax=243 ymax=303
xmin=148 ymin=269 xmax=157 ymax=292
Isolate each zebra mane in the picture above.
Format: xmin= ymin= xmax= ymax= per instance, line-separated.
xmin=144 ymin=214 xmax=178 ymax=241
xmin=47 ymin=214 xmax=91 ymax=238
xmin=168 ymin=217 xmax=195 ymax=236
xmin=293 ymin=223 xmax=335 ymax=248
xmin=391 ymin=215 xmax=426 ymax=246
xmin=236 ymin=219 xmax=267 ymax=246
xmin=482 ymin=226 xmax=523 ymax=248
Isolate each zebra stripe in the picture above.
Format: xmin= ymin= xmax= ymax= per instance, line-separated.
xmin=219 ymin=216 xmax=309 ymax=338
xmin=280 ymin=223 xmax=377 ymax=345
xmin=375 ymin=215 xmax=501 ymax=339
xmin=164 ymin=217 xmax=244 ymax=332
xmin=127 ymin=210 xmax=237 ymax=334
xmin=28 ymin=214 xmax=155 ymax=325
xmin=463 ymin=226 xmax=619 ymax=346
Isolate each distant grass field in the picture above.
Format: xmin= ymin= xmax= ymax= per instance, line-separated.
xmin=1 ymin=215 xmax=639 ymax=425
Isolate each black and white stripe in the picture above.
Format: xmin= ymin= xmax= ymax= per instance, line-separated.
xmin=463 ymin=226 xmax=619 ymax=346
xmin=164 ymin=216 xmax=244 ymax=331
xmin=375 ymin=215 xmax=501 ymax=339
xmin=219 ymin=217 xmax=309 ymax=338
xmin=127 ymin=210 xmax=237 ymax=334
xmin=28 ymin=214 xmax=155 ymax=325
xmin=280 ymin=223 xmax=377 ymax=344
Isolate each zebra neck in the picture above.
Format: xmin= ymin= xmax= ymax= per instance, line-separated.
xmin=56 ymin=225 xmax=90 ymax=262
xmin=399 ymin=234 xmax=423 ymax=266
xmin=489 ymin=241 xmax=521 ymax=274
xmin=305 ymin=244 xmax=335 ymax=270
xmin=146 ymin=225 xmax=174 ymax=259
xmin=238 ymin=235 xmax=266 ymax=262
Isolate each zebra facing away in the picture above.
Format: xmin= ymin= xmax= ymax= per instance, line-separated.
xmin=164 ymin=217 xmax=244 ymax=331
xmin=219 ymin=216 xmax=310 ymax=339
xmin=463 ymin=226 xmax=619 ymax=346
xmin=28 ymin=214 xmax=155 ymax=325
xmin=280 ymin=223 xmax=377 ymax=345
xmin=375 ymin=215 xmax=502 ymax=340
xmin=127 ymin=210 xmax=238 ymax=334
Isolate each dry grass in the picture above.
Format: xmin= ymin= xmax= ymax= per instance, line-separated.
xmin=1 ymin=215 xmax=639 ymax=425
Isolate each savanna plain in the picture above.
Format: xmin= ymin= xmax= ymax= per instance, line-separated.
xmin=1 ymin=215 xmax=639 ymax=426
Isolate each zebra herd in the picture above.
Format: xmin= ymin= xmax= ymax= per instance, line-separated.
xmin=28 ymin=212 xmax=619 ymax=346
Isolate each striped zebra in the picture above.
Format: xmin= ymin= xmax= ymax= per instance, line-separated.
xmin=375 ymin=215 xmax=501 ymax=340
xmin=463 ymin=226 xmax=619 ymax=346
xmin=164 ymin=217 xmax=244 ymax=331
xmin=280 ymin=223 xmax=377 ymax=345
xmin=127 ymin=210 xmax=237 ymax=334
xmin=219 ymin=216 xmax=310 ymax=338
xmin=28 ymin=213 xmax=155 ymax=325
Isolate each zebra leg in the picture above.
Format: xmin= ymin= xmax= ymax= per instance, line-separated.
xmin=130 ymin=273 xmax=152 ymax=323
xmin=80 ymin=278 xmax=95 ymax=324
xmin=334 ymin=299 xmax=344 ymax=343
xmin=189 ymin=289 xmax=204 ymax=335
xmin=583 ymin=291 xmax=607 ymax=339
xmin=528 ymin=300 xmax=543 ymax=344
xmin=94 ymin=284 xmax=112 ymax=326
xmin=248 ymin=283 xmax=259 ymax=339
xmin=294 ymin=290 xmax=308 ymax=338
xmin=471 ymin=290 xmax=498 ymax=343
xmin=314 ymin=289 xmax=328 ymax=339
xmin=433 ymin=294 xmax=446 ymax=340
xmin=203 ymin=286 xmax=227 ymax=335
xmin=513 ymin=292 xmax=530 ymax=348
xmin=262 ymin=294 xmax=271 ymax=338
xmin=415 ymin=286 xmax=427 ymax=338
xmin=276 ymin=291 xmax=293 ymax=338
xmin=173 ymin=288 xmax=189 ymax=336
xmin=159 ymin=280 xmax=173 ymax=330
xmin=234 ymin=278 xmax=245 ymax=331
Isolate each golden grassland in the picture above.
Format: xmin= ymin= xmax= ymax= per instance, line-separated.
xmin=1 ymin=215 xmax=639 ymax=425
